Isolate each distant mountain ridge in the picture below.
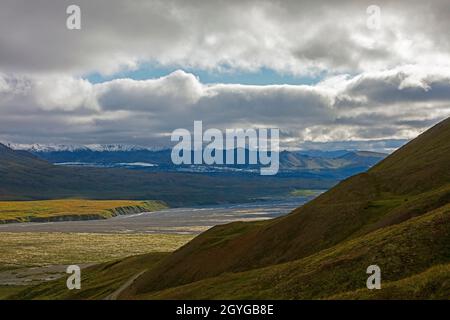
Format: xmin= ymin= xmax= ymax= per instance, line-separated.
xmin=8 ymin=142 xmax=385 ymax=156
xmin=5 ymin=143 xmax=387 ymax=174
xmin=0 ymin=143 xmax=339 ymax=206
xmin=7 ymin=143 xmax=165 ymax=153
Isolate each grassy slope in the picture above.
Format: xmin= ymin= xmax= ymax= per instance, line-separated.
xmin=130 ymin=203 xmax=449 ymax=299
xmin=289 ymin=189 xmax=325 ymax=197
xmin=329 ymin=263 xmax=450 ymax=300
xmin=121 ymin=118 xmax=450 ymax=298
xmin=0 ymin=286 xmax=24 ymax=300
xmin=0 ymin=199 xmax=167 ymax=223
xmin=8 ymin=252 xmax=169 ymax=300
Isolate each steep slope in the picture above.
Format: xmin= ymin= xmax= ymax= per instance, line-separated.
xmin=329 ymin=263 xmax=450 ymax=300
xmin=124 ymin=117 xmax=450 ymax=296
xmin=132 ymin=203 xmax=450 ymax=299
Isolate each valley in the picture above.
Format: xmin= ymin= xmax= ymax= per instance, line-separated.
xmin=0 ymin=197 xmax=310 ymax=299
xmin=26 ymin=117 xmax=447 ymax=301
xmin=1 ymin=118 xmax=449 ymax=300
xmin=0 ymin=196 xmax=313 ymax=234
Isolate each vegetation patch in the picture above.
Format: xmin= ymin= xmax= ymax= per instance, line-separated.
xmin=0 ymin=199 xmax=167 ymax=223
xmin=0 ymin=285 xmax=24 ymax=299
xmin=0 ymin=232 xmax=193 ymax=269
xmin=289 ymin=189 xmax=325 ymax=197
xmin=10 ymin=253 xmax=169 ymax=300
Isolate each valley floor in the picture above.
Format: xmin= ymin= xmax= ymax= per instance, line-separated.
xmin=0 ymin=232 xmax=193 ymax=299
xmin=0 ymin=198 xmax=306 ymax=234
xmin=0 ymin=198 xmax=306 ymax=299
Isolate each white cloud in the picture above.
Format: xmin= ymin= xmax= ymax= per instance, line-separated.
xmin=34 ymin=75 xmax=95 ymax=111
xmin=0 ymin=67 xmax=449 ymax=146
xmin=96 ymin=70 xmax=203 ymax=111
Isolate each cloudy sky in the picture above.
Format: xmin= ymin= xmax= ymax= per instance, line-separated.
xmin=1 ymin=0 xmax=449 ymax=151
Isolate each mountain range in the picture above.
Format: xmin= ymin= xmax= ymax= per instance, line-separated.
xmin=0 ymin=143 xmax=339 ymax=206
xmin=7 ymin=143 xmax=163 ymax=153
xmin=6 ymin=143 xmax=386 ymax=175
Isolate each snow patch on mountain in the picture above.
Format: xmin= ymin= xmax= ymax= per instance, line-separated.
xmin=7 ymin=143 xmax=167 ymax=152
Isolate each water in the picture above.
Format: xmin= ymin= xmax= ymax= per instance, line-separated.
xmin=0 ymin=196 xmax=313 ymax=234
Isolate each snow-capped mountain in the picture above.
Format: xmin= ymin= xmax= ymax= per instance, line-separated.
xmin=7 ymin=143 xmax=166 ymax=152
xmin=4 ymin=141 xmax=387 ymax=177
xmin=7 ymin=143 xmax=89 ymax=152
xmin=84 ymin=144 xmax=152 ymax=152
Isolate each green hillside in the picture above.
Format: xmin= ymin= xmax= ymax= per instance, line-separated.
xmin=119 ymin=117 xmax=450 ymax=298
xmin=130 ymin=203 xmax=449 ymax=299
xmin=329 ymin=263 xmax=450 ymax=300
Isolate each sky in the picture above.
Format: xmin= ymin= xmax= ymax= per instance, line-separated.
xmin=1 ymin=0 xmax=450 ymax=152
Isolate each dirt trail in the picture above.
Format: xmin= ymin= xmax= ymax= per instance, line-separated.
xmin=104 ymin=270 xmax=146 ymax=300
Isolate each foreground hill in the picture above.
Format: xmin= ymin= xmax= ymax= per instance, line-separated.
xmin=117 ymin=118 xmax=450 ymax=299
xmin=136 ymin=203 xmax=450 ymax=299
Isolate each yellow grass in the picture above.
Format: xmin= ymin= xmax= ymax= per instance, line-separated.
xmin=0 ymin=199 xmax=167 ymax=223
xmin=0 ymin=232 xmax=193 ymax=268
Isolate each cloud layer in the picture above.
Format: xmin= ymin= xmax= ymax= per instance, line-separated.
xmin=1 ymin=0 xmax=450 ymax=76
xmin=0 ymin=0 xmax=449 ymax=149
xmin=1 ymin=66 xmax=449 ymax=148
